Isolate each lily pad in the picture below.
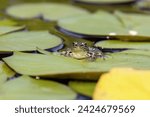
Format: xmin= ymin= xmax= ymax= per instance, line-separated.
xmin=121 ymin=50 xmax=150 ymax=56
xmin=0 ymin=61 xmax=15 ymax=85
xmin=0 ymin=31 xmax=63 ymax=52
xmin=0 ymin=76 xmax=76 ymax=100
xmin=0 ymin=19 xmax=25 ymax=35
xmin=0 ymin=61 xmax=15 ymax=78
xmin=0 ymin=25 xmax=25 ymax=36
xmin=0 ymin=19 xmax=17 ymax=26
xmin=93 ymin=68 xmax=150 ymax=100
xmin=6 ymin=3 xmax=89 ymax=21
xmin=115 ymin=11 xmax=150 ymax=28
xmin=69 ymin=81 xmax=96 ymax=97
xmin=115 ymin=11 xmax=150 ymax=40
xmin=57 ymin=11 xmax=127 ymax=38
xmin=95 ymin=40 xmax=150 ymax=50
xmin=0 ymin=73 xmax=6 ymax=86
xmin=3 ymin=52 xmax=150 ymax=80
xmin=58 ymin=10 xmax=150 ymax=40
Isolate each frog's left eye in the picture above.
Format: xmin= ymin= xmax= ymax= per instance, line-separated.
xmin=73 ymin=42 xmax=78 ymax=47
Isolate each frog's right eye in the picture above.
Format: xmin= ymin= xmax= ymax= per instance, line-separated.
xmin=80 ymin=42 xmax=87 ymax=47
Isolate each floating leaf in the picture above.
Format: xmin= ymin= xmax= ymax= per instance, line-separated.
xmin=58 ymin=11 xmax=127 ymax=37
xmin=0 ymin=61 xmax=15 ymax=78
xmin=93 ymin=68 xmax=150 ymax=100
xmin=115 ymin=11 xmax=150 ymax=40
xmin=0 ymin=19 xmax=17 ymax=26
xmin=3 ymin=52 xmax=150 ymax=80
xmin=0 ymin=61 xmax=15 ymax=85
xmin=115 ymin=11 xmax=150 ymax=28
xmin=0 ymin=25 xmax=25 ymax=36
xmin=58 ymin=10 xmax=150 ymax=40
xmin=0 ymin=31 xmax=62 ymax=52
xmin=6 ymin=3 xmax=89 ymax=21
xmin=121 ymin=50 xmax=150 ymax=56
xmin=0 ymin=76 xmax=76 ymax=100
xmin=69 ymin=81 xmax=96 ymax=97
xmin=95 ymin=40 xmax=150 ymax=50
xmin=0 ymin=73 xmax=6 ymax=86
xmin=0 ymin=18 xmax=25 ymax=35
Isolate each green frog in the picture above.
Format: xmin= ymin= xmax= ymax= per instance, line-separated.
xmin=60 ymin=42 xmax=105 ymax=61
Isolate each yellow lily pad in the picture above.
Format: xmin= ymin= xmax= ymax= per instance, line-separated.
xmin=93 ymin=68 xmax=150 ymax=100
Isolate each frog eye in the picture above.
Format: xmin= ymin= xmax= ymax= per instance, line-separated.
xmin=73 ymin=42 xmax=78 ymax=47
xmin=80 ymin=42 xmax=87 ymax=47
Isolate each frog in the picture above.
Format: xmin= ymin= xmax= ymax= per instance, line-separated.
xmin=60 ymin=42 xmax=89 ymax=60
xmin=60 ymin=42 xmax=105 ymax=61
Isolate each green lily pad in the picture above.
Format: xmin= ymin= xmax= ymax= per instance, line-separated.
xmin=6 ymin=3 xmax=89 ymax=21
xmin=0 ymin=19 xmax=25 ymax=35
xmin=95 ymin=40 xmax=150 ymax=50
xmin=0 ymin=73 xmax=6 ymax=86
xmin=115 ymin=11 xmax=150 ymax=40
xmin=0 ymin=31 xmax=62 ymax=52
xmin=0 ymin=61 xmax=15 ymax=85
xmin=115 ymin=11 xmax=150 ymax=28
xmin=69 ymin=81 xmax=96 ymax=97
xmin=0 ymin=25 xmax=25 ymax=36
xmin=3 ymin=52 xmax=150 ymax=80
xmin=0 ymin=61 xmax=15 ymax=78
xmin=58 ymin=10 xmax=150 ymax=40
xmin=0 ymin=19 xmax=17 ymax=26
xmin=58 ymin=11 xmax=127 ymax=36
xmin=121 ymin=50 xmax=150 ymax=56
xmin=0 ymin=76 xmax=76 ymax=100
